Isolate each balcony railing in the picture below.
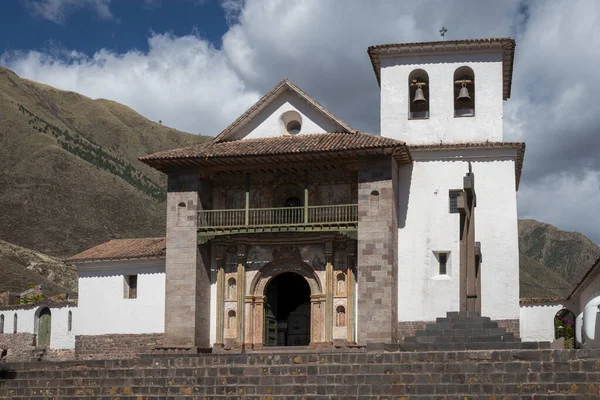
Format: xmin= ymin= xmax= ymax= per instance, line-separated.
xmin=198 ymin=204 xmax=358 ymax=233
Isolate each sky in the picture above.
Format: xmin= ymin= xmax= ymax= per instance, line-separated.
xmin=1 ymin=0 xmax=600 ymax=244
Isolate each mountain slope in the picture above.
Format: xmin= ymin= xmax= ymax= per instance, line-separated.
xmin=0 ymin=240 xmax=75 ymax=296
xmin=0 ymin=67 xmax=210 ymax=257
xmin=518 ymin=219 xmax=600 ymax=287
xmin=519 ymin=253 xmax=573 ymax=298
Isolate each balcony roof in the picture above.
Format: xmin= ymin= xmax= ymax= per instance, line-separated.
xmin=140 ymin=132 xmax=411 ymax=172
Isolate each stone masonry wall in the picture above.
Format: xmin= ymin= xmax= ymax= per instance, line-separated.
xmin=497 ymin=319 xmax=520 ymax=338
xmin=75 ymin=334 xmax=164 ymax=360
xmin=397 ymin=321 xmax=430 ymax=341
xmin=0 ymin=333 xmax=35 ymax=362
xmin=357 ymin=157 xmax=397 ymax=344
xmin=164 ymin=171 xmax=212 ymax=349
xmin=1 ymin=349 xmax=600 ymax=398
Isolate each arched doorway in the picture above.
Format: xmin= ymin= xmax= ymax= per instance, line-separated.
xmin=264 ymin=272 xmax=311 ymax=346
xmin=36 ymin=307 xmax=51 ymax=347
xmin=554 ymin=309 xmax=575 ymax=349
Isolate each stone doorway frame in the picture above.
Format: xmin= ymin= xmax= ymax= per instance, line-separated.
xmin=246 ymin=261 xmax=326 ymax=348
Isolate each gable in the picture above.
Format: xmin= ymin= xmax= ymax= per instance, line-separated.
xmin=215 ymin=79 xmax=354 ymax=142
xmin=230 ymin=91 xmax=342 ymax=141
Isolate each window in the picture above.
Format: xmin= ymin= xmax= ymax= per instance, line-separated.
xmin=454 ymin=66 xmax=475 ymax=117
xmin=124 ymin=275 xmax=138 ymax=299
xmin=370 ymin=190 xmax=379 ymax=211
xmin=449 ymin=190 xmax=462 ymax=213
xmin=13 ymin=313 xmax=17 ymax=333
xmin=0 ymin=314 xmax=4 ymax=333
xmin=68 ymin=311 xmax=73 ymax=332
xmin=438 ymin=253 xmax=448 ymax=275
xmin=281 ymin=110 xmax=303 ymax=135
xmin=408 ymin=69 xmax=429 ymax=119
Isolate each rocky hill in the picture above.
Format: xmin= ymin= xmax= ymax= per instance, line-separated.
xmin=0 ymin=66 xmax=210 ymax=258
xmin=518 ymin=219 xmax=600 ymax=296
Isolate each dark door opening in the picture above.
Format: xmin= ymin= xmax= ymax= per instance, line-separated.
xmin=264 ymin=272 xmax=311 ymax=346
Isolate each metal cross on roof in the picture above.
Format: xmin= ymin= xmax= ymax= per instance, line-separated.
xmin=439 ymin=26 xmax=448 ymax=41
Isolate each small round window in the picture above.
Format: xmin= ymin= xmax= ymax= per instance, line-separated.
xmin=286 ymin=120 xmax=302 ymax=134
xmin=281 ymin=110 xmax=303 ymax=135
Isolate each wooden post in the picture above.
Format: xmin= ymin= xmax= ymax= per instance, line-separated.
xmin=458 ymin=163 xmax=480 ymax=313
xmin=304 ymin=170 xmax=309 ymax=224
xmin=245 ymin=174 xmax=250 ymax=226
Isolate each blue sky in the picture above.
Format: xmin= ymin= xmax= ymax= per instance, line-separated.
xmin=2 ymin=0 xmax=600 ymax=244
xmin=0 ymin=0 xmax=228 ymax=55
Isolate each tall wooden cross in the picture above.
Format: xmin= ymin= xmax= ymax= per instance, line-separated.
xmin=458 ymin=163 xmax=482 ymax=312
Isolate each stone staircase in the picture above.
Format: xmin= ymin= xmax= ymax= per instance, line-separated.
xmin=395 ymin=311 xmax=550 ymax=352
xmin=1 ymin=347 xmax=600 ymax=399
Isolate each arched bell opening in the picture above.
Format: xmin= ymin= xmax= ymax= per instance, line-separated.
xmin=454 ymin=66 xmax=475 ymax=117
xmin=408 ymin=69 xmax=429 ymax=119
xmin=264 ymin=272 xmax=311 ymax=346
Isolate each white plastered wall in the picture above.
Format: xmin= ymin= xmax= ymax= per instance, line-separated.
xmin=77 ymin=258 xmax=165 ymax=335
xmin=380 ymin=52 xmax=504 ymax=144
xmin=519 ymin=303 xmax=565 ymax=342
xmin=577 ymin=271 xmax=600 ymax=348
xmin=0 ymin=306 xmax=76 ymax=349
xmin=396 ymin=149 xmax=520 ymax=322
xmin=231 ymin=91 xmax=342 ymax=140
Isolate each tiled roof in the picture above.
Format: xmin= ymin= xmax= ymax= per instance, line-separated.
xmin=67 ymin=238 xmax=166 ymax=263
xmin=408 ymin=142 xmax=525 ymax=190
xmin=141 ymin=132 xmax=410 ymax=167
xmin=519 ymin=297 xmax=566 ymax=305
xmin=567 ymin=256 xmax=600 ymax=300
xmin=214 ymin=79 xmax=356 ymax=142
xmin=368 ymin=38 xmax=516 ymax=100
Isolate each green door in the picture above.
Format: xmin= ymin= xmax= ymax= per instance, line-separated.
xmin=38 ymin=308 xmax=51 ymax=347
xmin=264 ymin=306 xmax=277 ymax=346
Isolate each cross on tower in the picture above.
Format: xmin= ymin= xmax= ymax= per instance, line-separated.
xmin=458 ymin=162 xmax=482 ymax=312
xmin=439 ymin=26 xmax=448 ymax=41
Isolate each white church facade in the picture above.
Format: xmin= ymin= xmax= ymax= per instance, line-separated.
xmin=1 ymin=37 xmax=599 ymax=359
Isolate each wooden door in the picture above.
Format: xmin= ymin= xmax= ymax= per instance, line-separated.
xmin=38 ymin=308 xmax=51 ymax=347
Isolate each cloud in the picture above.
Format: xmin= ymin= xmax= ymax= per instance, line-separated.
xmin=24 ymin=0 xmax=113 ymax=24
xmin=3 ymin=0 xmax=600 ymax=244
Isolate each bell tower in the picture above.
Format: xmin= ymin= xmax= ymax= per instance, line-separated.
xmin=368 ymin=38 xmax=515 ymax=144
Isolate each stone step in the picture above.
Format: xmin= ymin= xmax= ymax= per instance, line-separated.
xmin=415 ymin=328 xmax=509 ymax=337
xmin=426 ymin=321 xmax=499 ymax=330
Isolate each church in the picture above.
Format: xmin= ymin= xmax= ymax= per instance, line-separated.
xmin=2 ymin=37 xmax=599 ymax=359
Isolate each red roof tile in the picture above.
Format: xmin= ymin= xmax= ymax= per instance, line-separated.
xmin=141 ymin=132 xmax=409 ymax=163
xmin=67 ymin=238 xmax=166 ymax=263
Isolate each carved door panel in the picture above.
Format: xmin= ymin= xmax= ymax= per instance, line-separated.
xmin=264 ymin=306 xmax=277 ymax=346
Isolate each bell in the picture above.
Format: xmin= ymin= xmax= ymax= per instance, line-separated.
xmin=457 ymin=83 xmax=471 ymax=103
xmin=413 ymin=85 xmax=426 ymax=104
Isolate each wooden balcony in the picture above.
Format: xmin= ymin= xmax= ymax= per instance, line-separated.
xmin=198 ymin=204 xmax=358 ymax=235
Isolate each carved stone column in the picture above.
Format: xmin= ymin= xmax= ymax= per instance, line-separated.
xmin=325 ymin=241 xmax=333 ymax=343
xmin=215 ymin=245 xmax=226 ymax=346
xmin=236 ymin=245 xmax=247 ymax=346
xmin=253 ymin=296 xmax=265 ymax=349
xmin=310 ymin=294 xmax=326 ymax=344
xmin=346 ymin=251 xmax=356 ymax=343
